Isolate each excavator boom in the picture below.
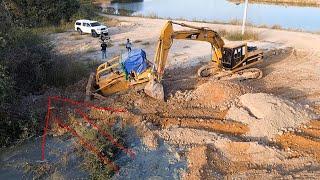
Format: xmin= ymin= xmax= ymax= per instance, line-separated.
xmin=154 ymin=21 xmax=225 ymax=81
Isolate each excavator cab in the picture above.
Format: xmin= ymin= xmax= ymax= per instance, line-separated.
xmin=222 ymin=43 xmax=263 ymax=70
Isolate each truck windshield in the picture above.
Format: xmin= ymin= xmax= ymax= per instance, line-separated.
xmin=90 ymin=22 xmax=101 ymax=27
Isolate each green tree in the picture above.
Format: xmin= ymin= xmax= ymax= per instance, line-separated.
xmin=3 ymin=0 xmax=80 ymax=27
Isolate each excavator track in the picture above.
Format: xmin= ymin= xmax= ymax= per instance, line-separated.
xmin=215 ymin=67 xmax=263 ymax=81
xmin=198 ymin=65 xmax=263 ymax=81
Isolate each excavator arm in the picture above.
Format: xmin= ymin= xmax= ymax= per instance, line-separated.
xmin=154 ymin=21 xmax=225 ymax=81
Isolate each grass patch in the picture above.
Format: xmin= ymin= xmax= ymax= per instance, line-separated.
xmin=228 ymin=19 xmax=242 ymax=25
xmin=107 ymin=43 xmax=114 ymax=48
xmin=32 ymin=23 xmax=73 ymax=34
xmin=134 ymin=12 xmax=159 ymax=19
xmin=48 ymin=57 xmax=93 ymax=88
xmin=271 ymin=24 xmax=282 ymax=29
xmin=73 ymin=36 xmax=84 ymax=40
xmin=96 ymin=16 xmax=121 ymax=27
xmin=133 ymin=40 xmax=142 ymax=43
xmin=258 ymin=24 xmax=269 ymax=28
xmin=218 ymin=29 xmax=259 ymax=41
xmin=69 ymin=115 xmax=129 ymax=179
xmin=86 ymin=47 xmax=97 ymax=53
xmin=146 ymin=12 xmax=159 ymax=19
xmin=70 ymin=33 xmax=84 ymax=40
xmin=142 ymin=42 xmax=150 ymax=46
xmin=70 ymin=32 xmax=80 ymax=36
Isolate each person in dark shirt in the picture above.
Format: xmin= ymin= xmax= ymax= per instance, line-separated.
xmin=125 ymin=38 xmax=132 ymax=52
xmin=101 ymin=42 xmax=107 ymax=59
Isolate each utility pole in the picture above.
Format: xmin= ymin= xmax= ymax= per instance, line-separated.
xmin=242 ymin=0 xmax=249 ymax=35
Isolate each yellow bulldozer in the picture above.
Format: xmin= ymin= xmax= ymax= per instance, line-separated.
xmin=86 ymin=21 xmax=263 ymax=101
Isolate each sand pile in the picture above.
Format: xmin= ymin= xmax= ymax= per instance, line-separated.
xmin=190 ymin=81 xmax=250 ymax=107
xmin=226 ymin=93 xmax=316 ymax=140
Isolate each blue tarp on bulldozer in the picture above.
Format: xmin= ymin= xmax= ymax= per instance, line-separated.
xmin=123 ymin=49 xmax=148 ymax=75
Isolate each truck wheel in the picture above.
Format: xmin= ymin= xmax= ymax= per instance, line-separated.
xmin=91 ymin=30 xmax=98 ymax=38
xmin=77 ymin=28 xmax=83 ymax=35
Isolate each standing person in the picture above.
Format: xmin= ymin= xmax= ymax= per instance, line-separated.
xmin=125 ymin=38 xmax=132 ymax=52
xmin=101 ymin=42 xmax=107 ymax=60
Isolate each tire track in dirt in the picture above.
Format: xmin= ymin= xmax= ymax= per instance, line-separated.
xmin=276 ymin=120 xmax=320 ymax=161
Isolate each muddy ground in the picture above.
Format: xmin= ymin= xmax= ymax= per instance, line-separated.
xmin=2 ymin=15 xmax=320 ymax=179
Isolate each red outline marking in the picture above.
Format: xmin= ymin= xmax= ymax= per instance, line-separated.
xmin=41 ymin=97 xmax=51 ymax=161
xmin=54 ymin=117 xmax=119 ymax=172
xmin=75 ymin=109 xmax=135 ymax=158
xmin=50 ymin=96 xmax=126 ymax=113
xmin=41 ymin=96 xmax=129 ymax=170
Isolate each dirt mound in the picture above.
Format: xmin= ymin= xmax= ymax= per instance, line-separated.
xmin=170 ymin=81 xmax=251 ymax=108
xmin=192 ymin=81 xmax=249 ymax=106
xmin=226 ymin=93 xmax=316 ymax=140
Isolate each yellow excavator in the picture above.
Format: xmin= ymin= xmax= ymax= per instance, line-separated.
xmin=86 ymin=21 xmax=263 ymax=101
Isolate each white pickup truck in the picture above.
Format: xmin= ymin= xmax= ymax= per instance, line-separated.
xmin=75 ymin=19 xmax=109 ymax=37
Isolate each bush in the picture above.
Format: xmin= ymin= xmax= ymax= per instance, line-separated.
xmin=75 ymin=117 xmax=128 ymax=178
xmin=0 ymin=29 xmax=53 ymax=94
xmin=47 ymin=55 xmax=90 ymax=88
xmin=0 ymin=27 xmax=94 ymax=147
xmin=72 ymin=0 xmax=99 ymax=20
xmin=5 ymin=0 xmax=80 ymax=27
xmin=0 ymin=1 xmax=102 ymax=147
xmin=0 ymin=65 xmax=14 ymax=109
xmin=0 ymin=65 xmax=18 ymax=146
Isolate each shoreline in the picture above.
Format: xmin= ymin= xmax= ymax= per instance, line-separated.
xmin=104 ymin=13 xmax=320 ymax=35
xmin=228 ymin=0 xmax=320 ymax=7
xmin=106 ymin=14 xmax=320 ymax=51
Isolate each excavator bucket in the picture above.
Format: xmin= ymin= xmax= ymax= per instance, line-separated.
xmin=144 ymin=79 xmax=164 ymax=101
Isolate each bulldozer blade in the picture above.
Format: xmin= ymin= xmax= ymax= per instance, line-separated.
xmin=144 ymin=79 xmax=164 ymax=101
